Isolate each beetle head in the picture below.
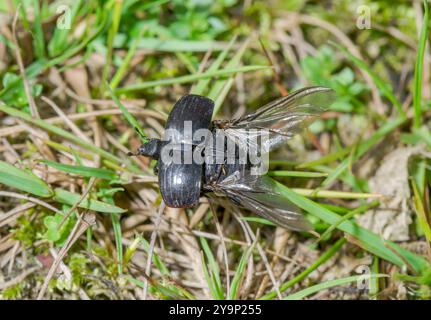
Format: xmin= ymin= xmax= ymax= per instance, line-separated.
xmin=132 ymin=138 xmax=161 ymax=159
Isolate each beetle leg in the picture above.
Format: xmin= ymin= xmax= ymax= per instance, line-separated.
xmin=153 ymin=162 xmax=159 ymax=175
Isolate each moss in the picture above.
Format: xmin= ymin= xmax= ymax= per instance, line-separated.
xmin=1 ymin=283 xmax=24 ymax=300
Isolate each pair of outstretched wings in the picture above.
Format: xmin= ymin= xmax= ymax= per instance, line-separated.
xmin=211 ymin=86 xmax=335 ymax=231
xmin=218 ymin=86 xmax=334 ymax=154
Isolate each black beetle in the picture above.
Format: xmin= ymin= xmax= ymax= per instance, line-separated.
xmin=132 ymin=86 xmax=334 ymax=231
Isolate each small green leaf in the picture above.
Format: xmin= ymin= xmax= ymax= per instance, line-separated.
xmin=134 ymin=38 xmax=228 ymax=52
xmin=44 ymin=215 xmax=61 ymax=242
xmin=43 ymin=212 xmax=75 ymax=245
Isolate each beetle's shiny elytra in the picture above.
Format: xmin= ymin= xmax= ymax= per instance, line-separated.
xmin=140 ymin=94 xmax=214 ymax=208
xmin=134 ymin=87 xmax=335 ymax=231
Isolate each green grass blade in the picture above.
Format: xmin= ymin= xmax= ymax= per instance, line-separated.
xmin=200 ymin=237 xmax=225 ymax=299
xmin=17 ymin=3 xmax=31 ymax=30
xmin=413 ymin=127 xmax=431 ymax=148
xmin=0 ymin=160 xmax=53 ymax=198
xmin=240 ymin=216 xmax=276 ymax=227
xmin=101 ymin=0 xmax=123 ymax=94
xmin=125 ymin=275 xmax=195 ymax=300
xmin=32 ymin=0 xmax=46 ymax=59
xmin=0 ymin=11 xmax=108 ymax=101
xmin=317 ymin=200 xmax=380 ymax=242
xmin=322 ymin=116 xmax=406 ymax=186
xmin=297 ymin=146 xmax=352 ymax=169
xmin=44 ymin=12 xmax=109 ymax=70
xmin=138 ymin=236 xmax=170 ymax=276
xmin=191 ymin=36 xmax=237 ymax=96
xmin=48 ymin=0 xmax=83 ymax=56
xmin=413 ymin=1 xmax=429 ymax=128
xmin=229 ymin=241 xmax=255 ymax=299
xmin=106 ymin=84 xmax=148 ymax=143
xmin=208 ymin=39 xmax=252 ymax=115
xmin=110 ymin=29 xmax=144 ymax=89
xmin=42 ymin=140 xmax=93 ymax=160
xmin=116 ymin=65 xmax=268 ymax=93
xmin=411 ymin=180 xmax=431 ymax=242
xmin=260 ymin=238 xmax=346 ymax=300
xmin=111 ymin=212 xmax=123 ymax=274
xmin=200 ymin=251 xmax=221 ymax=299
xmin=272 ymin=179 xmax=429 ymax=273
xmin=53 ymin=188 xmax=126 ymax=214
xmin=284 ymin=274 xmax=388 ymax=300
xmin=291 ymin=188 xmax=380 ymax=199
xmin=0 ymin=103 xmax=140 ymax=174
xmin=40 ymin=160 xmax=117 ymax=180
xmin=268 ymin=171 xmax=328 ymax=178
xmin=333 ymin=43 xmax=405 ymax=117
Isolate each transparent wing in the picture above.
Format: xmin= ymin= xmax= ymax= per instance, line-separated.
xmin=221 ymin=86 xmax=335 ymax=153
xmin=214 ymin=171 xmax=312 ymax=231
